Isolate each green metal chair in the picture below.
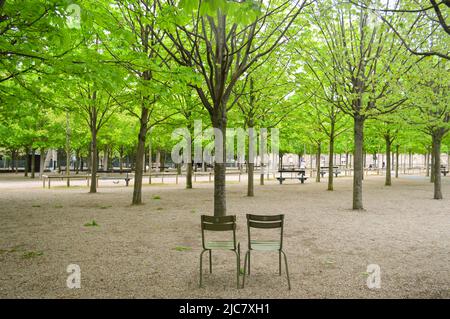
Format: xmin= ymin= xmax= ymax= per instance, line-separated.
xmin=199 ymin=215 xmax=241 ymax=289
xmin=242 ymin=214 xmax=291 ymax=290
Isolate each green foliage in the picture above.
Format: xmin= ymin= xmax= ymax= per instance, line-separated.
xmin=22 ymin=251 xmax=44 ymax=259
xmin=84 ymin=220 xmax=99 ymax=227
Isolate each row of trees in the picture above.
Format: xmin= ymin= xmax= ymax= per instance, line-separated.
xmin=1 ymin=0 xmax=449 ymax=215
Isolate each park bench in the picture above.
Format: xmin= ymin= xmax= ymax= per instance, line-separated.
xmin=320 ymin=166 xmax=341 ymax=178
xmin=441 ymin=169 xmax=449 ymax=176
xmin=42 ymin=174 xmax=91 ymax=189
xmin=276 ymin=169 xmax=307 ymax=184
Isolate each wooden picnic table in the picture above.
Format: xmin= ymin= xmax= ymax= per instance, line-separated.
xmin=277 ymin=169 xmax=307 ymax=184
xmin=320 ymin=166 xmax=341 ymax=178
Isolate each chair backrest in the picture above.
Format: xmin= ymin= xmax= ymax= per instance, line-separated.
xmin=201 ymin=215 xmax=237 ymax=249
xmin=246 ymin=214 xmax=285 ymax=249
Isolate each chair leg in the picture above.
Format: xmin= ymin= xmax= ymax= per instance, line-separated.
xmin=209 ymin=250 xmax=212 ymax=273
xmin=281 ymin=250 xmax=291 ymax=290
xmin=234 ymin=250 xmax=240 ymax=289
xmin=199 ymin=250 xmax=207 ymax=288
xmin=248 ymin=251 xmax=251 ymax=275
xmin=279 ymin=251 xmax=282 ymax=275
xmin=242 ymin=251 xmax=249 ymax=288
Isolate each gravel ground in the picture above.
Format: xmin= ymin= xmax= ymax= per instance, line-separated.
xmin=0 ymin=173 xmax=449 ymax=298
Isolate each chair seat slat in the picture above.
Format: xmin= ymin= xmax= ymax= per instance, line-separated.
xmin=248 ymin=220 xmax=282 ymax=229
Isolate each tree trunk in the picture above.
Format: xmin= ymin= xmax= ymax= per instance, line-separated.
xmin=24 ymin=148 xmax=29 ymax=177
xmin=353 ymin=116 xmax=365 ymax=210
xmin=90 ymin=128 xmax=98 ymax=193
xmin=186 ymin=162 xmax=193 ymax=189
xmin=103 ymin=145 xmax=109 ymax=172
xmin=156 ymin=149 xmax=161 ymax=171
xmin=315 ymin=142 xmax=321 ymax=183
xmin=328 ymin=131 xmax=335 ymax=191
xmin=40 ymin=148 xmax=46 ymax=176
xmin=430 ymin=148 xmax=435 ymax=183
xmin=395 ymin=145 xmax=399 ymax=178
xmin=148 ymin=140 xmax=152 ymax=174
xmin=132 ymin=107 xmax=149 ymax=205
xmin=31 ymin=149 xmax=36 ymax=179
xmin=385 ymin=135 xmax=392 ymax=186
xmin=432 ymin=132 xmax=443 ymax=199
xmin=212 ymin=110 xmax=227 ymax=216
xmin=75 ymin=149 xmax=80 ymax=174
xmin=247 ymin=163 xmax=254 ymax=197
xmin=66 ymin=146 xmax=70 ymax=186
xmin=159 ymin=151 xmax=165 ymax=172
xmin=11 ymin=150 xmax=15 ymax=173
xmin=247 ymin=126 xmax=255 ymax=197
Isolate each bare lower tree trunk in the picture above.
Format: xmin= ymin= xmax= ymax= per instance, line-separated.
xmin=212 ymin=108 xmax=227 ymax=217
xmin=159 ymin=151 xmax=165 ymax=172
xmin=186 ymin=162 xmax=193 ymax=189
xmin=432 ymin=132 xmax=443 ymax=199
xmin=90 ymin=129 xmax=98 ymax=193
xmin=132 ymin=107 xmax=149 ymax=205
xmin=430 ymin=148 xmax=435 ymax=183
xmin=395 ymin=145 xmax=399 ymax=178
xmin=385 ymin=135 xmax=392 ymax=186
xmin=247 ymin=126 xmax=255 ymax=197
xmin=40 ymin=148 xmax=46 ymax=176
xmin=247 ymin=162 xmax=254 ymax=196
xmin=11 ymin=150 xmax=16 ymax=173
xmin=103 ymin=145 xmax=109 ymax=172
xmin=66 ymin=148 xmax=70 ymax=186
xmin=353 ymin=116 xmax=364 ymax=210
xmin=315 ymin=142 xmax=321 ymax=183
xmin=327 ymin=131 xmax=335 ymax=191
xmin=156 ymin=149 xmax=161 ymax=171
xmin=24 ymin=148 xmax=29 ymax=177
xmin=31 ymin=149 xmax=36 ymax=179
xmin=66 ymin=113 xmax=71 ymax=185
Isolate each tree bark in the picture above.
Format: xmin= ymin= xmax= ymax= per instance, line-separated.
xmin=40 ymin=148 xmax=46 ymax=176
xmin=385 ymin=135 xmax=392 ymax=186
xmin=247 ymin=125 xmax=255 ymax=197
xmin=186 ymin=162 xmax=193 ymax=189
xmin=159 ymin=150 xmax=165 ymax=172
xmin=66 ymin=146 xmax=70 ymax=186
xmin=31 ymin=148 xmax=36 ymax=179
xmin=353 ymin=116 xmax=365 ymax=210
xmin=430 ymin=148 xmax=435 ymax=183
xmin=315 ymin=142 xmax=321 ymax=183
xmin=132 ymin=106 xmax=149 ymax=205
xmin=327 ymin=127 xmax=335 ymax=191
xmin=24 ymin=148 xmax=29 ymax=177
xmin=90 ymin=128 xmax=98 ymax=193
xmin=395 ymin=144 xmax=399 ymax=178
xmin=432 ymin=132 xmax=443 ymax=199
xmin=212 ymin=109 xmax=227 ymax=216
xmin=247 ymin=162 xmax=254 ymax=196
